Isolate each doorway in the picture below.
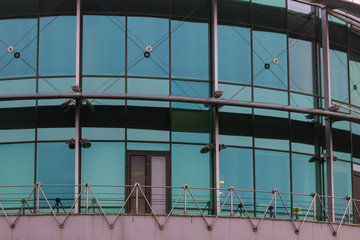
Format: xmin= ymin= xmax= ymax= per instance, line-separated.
xmin=126 ymin=151 xmax=171 ymax=214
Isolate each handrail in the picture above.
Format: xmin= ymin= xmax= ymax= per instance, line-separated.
xmin=0 ymin=183 xmax=358 ymax=236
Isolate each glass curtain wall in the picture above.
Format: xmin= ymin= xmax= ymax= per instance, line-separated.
xmin=0 ymin=0 xmax=359 ymax=217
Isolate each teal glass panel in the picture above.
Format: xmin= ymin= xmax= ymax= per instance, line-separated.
xmin=330 ymin=49 xmax=348 ymax=103
xmin=220 ymin=147 xmax=254 ymax=213
xmin=255 ymin=150 xmax=290 ymax=215
xmin=292 ymin=154 xmax=317 ymax=194
xmin=83 ymin=15 xmax=125 ymax=75
xmin=0 ymin=129 xmax=35 ymax=143
xmin=81 ymin=142 xmax=125 ymax=212
xmin=127 ymin=129 xmax=169 ymax=142
xmin=219 ymin=84 xmax=252 ymax=114
xmin=128 ymin=17 xmax=169 ymax=77
xmin=127 ymin=142 xmax=170 ymax=151
xmin=350 ymin=52 xmax=360 ymax=108
xmin=39 ymin=16 xmax=76 ymax=75
xmin=252 ymin=0 xmax=285 ymax=7
xmin=82 ymin=128 xmax=125 ymax=140
xmin=172 ymin=144 xmax=211 ymax=213
xmin=127 ymin=78 xmax=169 ymax=107
xmin=38 ymin=78 xmax=75 ymax=106
xmin=0 ymin=18 xmax=37 ymax=78
xmin=289 ymin=39 xmax=315 ymax=94
xmin=171 ymin=81 xmax=210 ymax=110
xmin=37 ymin=128 xmax=74 ymax=141
xmin=253 ymin=88 xmax=288 ymax=118
xmin=218 ymin=25 xmax=251 ymax=84
xmin=253 ymin=31 xmax=288 ymax=89
xmin=0 ymin=79 xmax=36 ymax=95
xmin=333 ymin=161 xmax=352 ymax=220
xmin=82 ymin=77 xmax=125 ymax=104
xmin=171 ymin=20 xmax=209 ymax=80
xmin=292 ymin=153 xmax=321 ymax=220
xmin=0 ymin=143 xmax=35 ymax=211
xmin=37 ymin=142 xmax=75 ymax=206
xmin=172 ymin=144 xmax=210 ymax=185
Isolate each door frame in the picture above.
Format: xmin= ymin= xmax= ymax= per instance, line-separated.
xmin=126 ymin=150 xmax=171 ymax=213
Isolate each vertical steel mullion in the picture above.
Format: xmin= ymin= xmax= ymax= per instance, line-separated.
xmin=74 ymin=0 xmax=81 ymax=214
xmin=250 ymin=0 xmax=256 ymax=217
xmin=34 ymin=0 xmax=40 ymax=213
xmin=211 ymin=0 xmax=220 ymax=215
xmin=285 ymin=0 xmax=293 ymax=216
xmin=321 ymin=7 xmax=335 ymax=222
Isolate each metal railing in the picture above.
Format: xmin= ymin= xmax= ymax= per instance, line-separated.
xmin=0 ymin=182 xmax=359 ymax=236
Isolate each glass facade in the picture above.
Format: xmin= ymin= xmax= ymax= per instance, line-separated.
xmin=0 ymin=0 xmax=359 ymax=220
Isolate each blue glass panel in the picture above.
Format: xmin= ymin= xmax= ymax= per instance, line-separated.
xmin=253 ymin=0 xmax=285 ymax=7
xmin=37 ymin=142 xmax=75 ymax=205
xmin=83 ymin=77 xmax=125 ymax=94
xmin=128 ymin=17 xmax=169 ymax=77
xmin=220 ymin=147 xmax=253 ymax=212
xmin=127 ymin=129 xmax=169 ymax=142
xmin=0 ymin=18 xmax=37 ymax=78
xmin=289 ymin=39 xmax=314 ymax=94
xmin=0 ymin=129 xmax=35 ymax=143
xmin=37 ymin=128 xmax=74 ymax=141
xmin=350 ymin=53 xmax=360 ymax=108
xmin=330 ymin=49 xmax=348 ymax=103
xmin=0 ymin=143 xmax=35 ymax=211
xmin=171 ymin=21 xmax=209 ymax=80
xmin=83 ymin=15 xmax=125 ymax=75
xmin=127 ymin=142 xmax=170 ymax=151
xmin=218 ymin=25 xmax=251 ymax=84
xmin=255 ymin=150 xmax=290 ymax=191
xmin=82 ymin=142 xmax=125 ymax=185
xmin=39 ymin=16 xmax=76 ymax=75
xmin=81 ymin=142 xmax=125 ymax=212
xmin=253 ymin=31 xmax=288 ymax=89
xmin=38 ymin=78 xmax=75 ymax=106
xmin=255 ymin=150 xmax=290 ymax=215
xmin=171 ymin=81 xmax=210 ymax=110
xmin=292 ymin=154 xmax=316 ymax=194
xmin=127 ymin=78 xmax=169 ymax=107
xmin=0 ymin=79 xmax=35 ymax=95
xmin=333 ymin=161 xmax=352 ymax=219
xmin=82 ymin=128 xmax=125 ymax=140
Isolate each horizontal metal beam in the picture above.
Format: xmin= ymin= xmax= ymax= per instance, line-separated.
xmin=1 ymin=92 xmax=360 ymax=123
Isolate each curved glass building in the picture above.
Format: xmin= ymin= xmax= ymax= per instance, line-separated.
xmin=1 ymin=0 xmax=360 ymax=238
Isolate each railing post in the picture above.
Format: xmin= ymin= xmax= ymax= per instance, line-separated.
xmin=36 ymin=182 xmax=40 ymax=214
xmin=184 ymin=186 xmax=187 ymax=215
xmin=230 ymin=189 xmax=233 ymax=217
xmin=135 ymin=184 xmax=139 ymax=214
xmin=313 ymin=193 xmax=316 ymax=221
xmin=86 ymin=183 xmax=89 ymax=214
xmin=273 ymin=189 xmax=277 ymax=219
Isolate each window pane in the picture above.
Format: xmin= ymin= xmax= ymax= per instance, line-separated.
xmin=83 ymin=15 xmax=125 ymax=75
xmin=171 ymin=20 xmax=209 ymax=80
xmin=0 ymin=18 xmax=37 ymax=78
xmin=253 ymin=31 xmax=288 ymax=89
xmin=39 ymin=16 xmax=76 ymax=75
xmin=128 ymin=17 xmax=169 ymax=78
xmin=218 ymin=25 xmax=251 ymax=84
xmin=330 ymin=49 xmax=348 ymax=103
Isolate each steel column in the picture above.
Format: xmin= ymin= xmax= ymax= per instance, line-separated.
xmin=74 ymin=0 xmax=81 ymax=214
xmin=211 ymin=0 xmax=220 ymax=214
xmin=321 ymin=7 xmax=335 ymax=222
